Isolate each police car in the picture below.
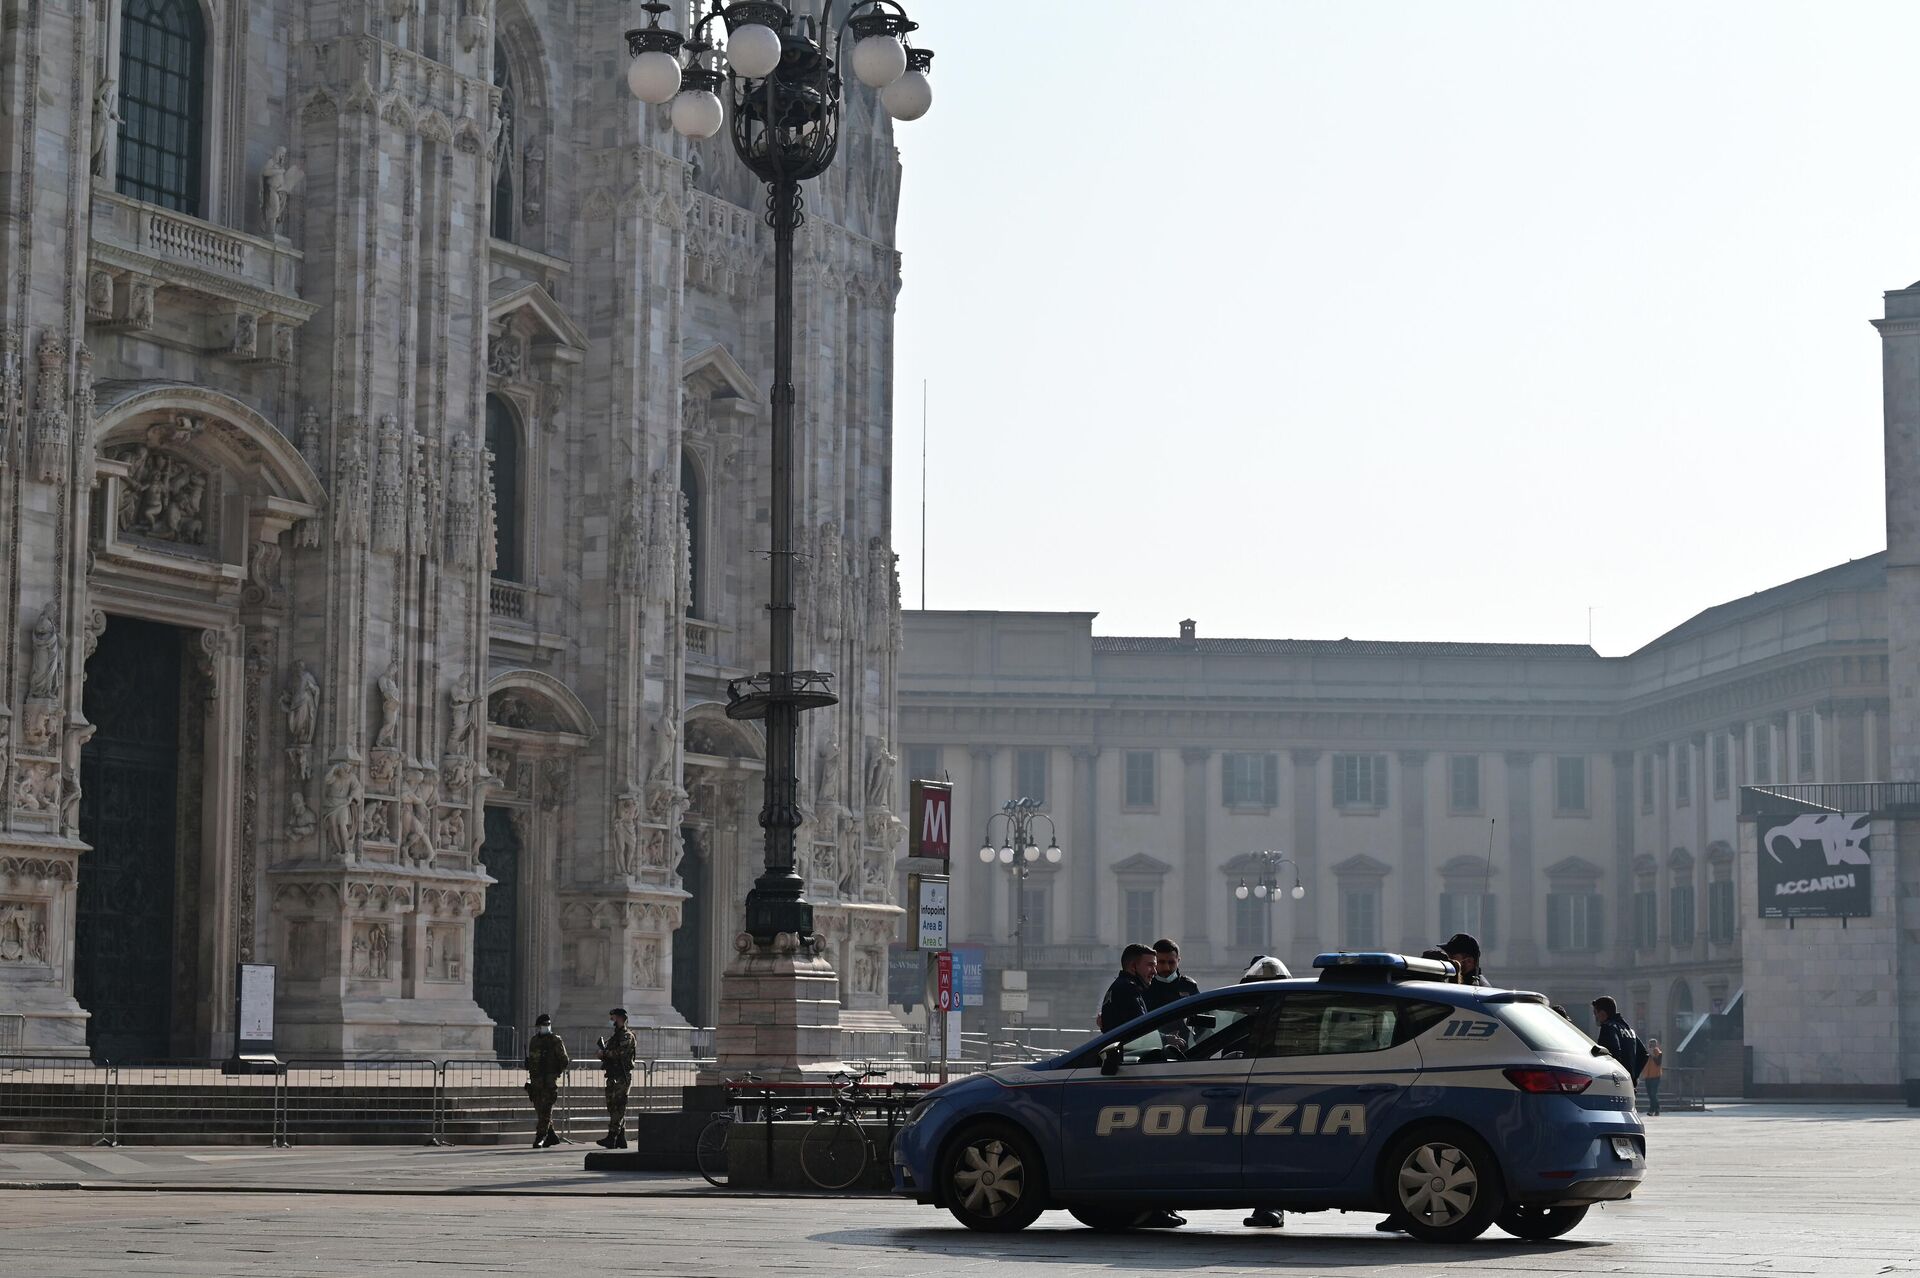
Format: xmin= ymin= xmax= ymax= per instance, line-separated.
xmin=892 ymin=952 xmax=1645 ymax=1243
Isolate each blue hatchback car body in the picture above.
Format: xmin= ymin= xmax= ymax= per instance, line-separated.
xmin=892 ymin=953 xmax=1647 ymax=1242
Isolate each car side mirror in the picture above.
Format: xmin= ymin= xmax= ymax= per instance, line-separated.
xmin=1099 ymin=1044 xmax=1122 ymax=1077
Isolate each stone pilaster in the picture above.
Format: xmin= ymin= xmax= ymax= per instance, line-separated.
xmin=1504 ymin=752 xmax=1538 ymax=966
xmin=1289 ymin=749 xmax=1321 ymax=954
xmin=1069 ymin=745 xmax=1100 ymax=942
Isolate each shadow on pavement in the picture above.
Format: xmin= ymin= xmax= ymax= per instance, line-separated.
xmin=817 ymin=1222 xmax=1604 ymax=1269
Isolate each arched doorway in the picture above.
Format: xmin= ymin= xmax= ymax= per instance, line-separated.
xmin=76 ymin=617 xmax=192 ymax=1062
xmin=475 ymin=808 xmax=524 ymax=1056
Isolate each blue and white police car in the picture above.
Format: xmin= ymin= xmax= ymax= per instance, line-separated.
xmin=892 ymin=952 xmax=1646 ymax=1243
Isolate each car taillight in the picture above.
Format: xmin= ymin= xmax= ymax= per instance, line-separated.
xmin=1503 ymin=1067 xmax=1594 ymax=1094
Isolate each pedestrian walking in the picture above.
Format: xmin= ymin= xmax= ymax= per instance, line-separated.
xmin=594 ymin=1007 xmax=637 ymax=1149
xmin=1590 ymin=996 xmax=1650 ymax=1085
xmin=524 ymin=1012 xmax=569 ymax=1148
xmin=1642 ymin=1038 xmax=1665 ymax=1116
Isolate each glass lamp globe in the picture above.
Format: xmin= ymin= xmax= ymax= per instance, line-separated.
xmin=627 ymin=51 xmax=684 ymax=105
xmin=669 ymin=89 xmax=724 ymax=139
xmin=851 ymin=33 xmax=907 ymax=88
xmin=1044 ymin=843 xmax=1062 ymax=863
xmin=1290 ymin=883 xmax=1307 ymax=900
xmin=1024 ymin=844 xmax=1041 ymax=862
xmin=880 ymin=68 xmax=932 ymax=121
xmin=725 ymin=23 xmax=784 ymax=78
xmin=1254 ymin=883 xmax=1269 ymax=899
xmin=1234 ymin=883 xmax=1249 ymax=900
xmin=978 ymin=845 xmax=994 ymax=864
xmin=998 ymin=845 xmax=1014 ymax=864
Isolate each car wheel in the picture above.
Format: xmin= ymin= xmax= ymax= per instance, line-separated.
xmin=1495 ymin=1203 xmax=1589 ymax=1240
xmin=1379 ymin=1127 xmax=1505 ymax=1243
xmin=1066 ymin=1206 xmax=1146 ymax=1232
xmin=941 ymin=1122 xmax=1049 ymax=1233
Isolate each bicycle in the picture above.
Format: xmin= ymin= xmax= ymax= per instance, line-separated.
xmin=798 ymin=1068 xmax=902 ymax=1191
xmin=696 ymin=1072 xmax=799 ymax=1188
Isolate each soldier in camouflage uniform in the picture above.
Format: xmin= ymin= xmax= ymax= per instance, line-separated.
xmin=524 ymin=1012 xmax=570 ymax=1148
xmin=595 ymin=1006 xmax=637 ymax=1149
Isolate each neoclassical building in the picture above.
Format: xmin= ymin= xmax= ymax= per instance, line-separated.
xmin=900 ymin=552 xmax=1890 ymax=1049
xmin=0 ymin=0 xmax=907 ymax=1060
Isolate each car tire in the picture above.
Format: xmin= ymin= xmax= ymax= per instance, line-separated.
xmin=1066 ymin=1206 xmax=1146 ymax=1232
xmin=1377 ymin=1126 xmax=1506 ymax=1244
xmin=940 ymin=1121 xmax=1049 ymax=1233
xmin=1495 ymin=1203 xmax=1589 ymax=1240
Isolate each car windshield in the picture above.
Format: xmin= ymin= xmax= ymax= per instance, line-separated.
xmin=1498 ymin=1001 xmax=1600 ymax=1054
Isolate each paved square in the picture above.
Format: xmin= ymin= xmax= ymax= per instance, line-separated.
xmin=0 ymin=1104 xmax=1915 ymax=1276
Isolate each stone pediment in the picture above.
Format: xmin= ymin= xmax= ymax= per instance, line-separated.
xmin=1544 ymin=855 xmax=1603 ymax=881
xmin=1330 ymin=853 xmax=1392 ymax=878
xmin=487 ymin=279 xmax=587 ymax=356
xmin=1438 ymin=854 xmax=1496 ymax=879
xmin=1111 ymin=853 xmax=1171 ymax=877
xmin=682 ymin=344 xmax=761 ymax=403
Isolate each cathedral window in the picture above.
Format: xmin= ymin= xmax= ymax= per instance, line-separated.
xmin=486 ymin=395 xmax=524 ymax=582
xmin=118 ymin=0 xmax=207 ymax=215
xmin=680 ymin=451 xmax=706 ymax=618
xmin=491 ymin=45 xmax=518 ymax=243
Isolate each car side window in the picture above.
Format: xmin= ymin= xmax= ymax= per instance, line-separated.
xmin=1257 ymin=992 xmax=1451 ymax=1057
xmin=1113 ymin=992 xmax=1272 ymax=1065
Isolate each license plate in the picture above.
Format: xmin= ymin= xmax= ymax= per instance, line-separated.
xmin=1611 ymin=1137 xmax=1639 ymax=1160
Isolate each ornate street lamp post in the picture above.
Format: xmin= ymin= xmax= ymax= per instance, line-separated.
xmin=977 ymin=798 xmax=1061 ymax=985
xmin=1233 ymin=850 xmax=1306 ymax=953
xmin=624 ymin=1 xmax=934 ymax=948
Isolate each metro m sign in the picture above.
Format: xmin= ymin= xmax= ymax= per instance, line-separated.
xmin=909 ymin=780 xmax=953 ymax=861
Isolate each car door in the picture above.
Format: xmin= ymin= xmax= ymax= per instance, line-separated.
xmin=1056 ymin=990 xmax=1273 ymax=1194
xmin=1239 ymin=990 xmax=1449 ymax=1192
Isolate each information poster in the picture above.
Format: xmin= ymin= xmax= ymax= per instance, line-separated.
xmin=237 ymin=963 xmax=276 ymax=1048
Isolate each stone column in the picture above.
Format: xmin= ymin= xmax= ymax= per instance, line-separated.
xmin=1289 ymin=749 xmax=1321 ymax=954
xmin=1612 ymin=751 xmax=1635 ymax=970
xmin=964 ymin=747 xmax=994 ymax=941
xmin=1180 ymin=748 xmax=1211 ymax=953
xmin=1069 ymin=746 xmax=1100 ymax=942
xmin=1398 ymin=751 xmax=1429 ymax=946
xmin=1504 ymin=752 xmax=1538 ymax=967
xmin=1835 ymin=699 xmax=1868 ymax=781
xmin=1875 ymin=291 xmax=1920 ymax=782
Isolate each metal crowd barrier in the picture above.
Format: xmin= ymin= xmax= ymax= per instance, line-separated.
xmin=283 ymin=1058 xmax=443 ymax=1145
xmin=110 ymin=1060 xmax=286 ymax=1147
xmin=0 ymin=1054 xmax=114 ymax=1145
xmin=0 ymin=1015 xmax=24 ymax=1051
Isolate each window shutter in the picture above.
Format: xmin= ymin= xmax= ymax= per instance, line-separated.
xmin=1586 ymin=894 xmax=1605 ymax=951
xmin=1263 ymin=754 xmax=1279 ymax=806
xmin=1221 ymin=758 xmax=1232 ymax=807
xmin=1376 ymin=754 xmax=1389 ymax=807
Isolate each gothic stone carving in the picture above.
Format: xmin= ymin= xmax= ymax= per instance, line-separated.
xmin=322 ymin=761 xmax=363 ymax=861
xmin=630 ymin=937 xmax=663 ymax=989
xmin=109 ymin=420 xmax=211 ymax=546
xmin=0 ymin=901 xmax=50 ymax=964
xmin=281 ymin=661 xmax=320 ymax=780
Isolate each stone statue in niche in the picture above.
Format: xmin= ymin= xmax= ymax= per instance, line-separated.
xmin=631 ymin=939 xmax=661 ymax=989
xmin=89 ymin=77 xmax=119 ymax=178
xmin=436 ymin=808 xmax=466 ymax=852
xmin=281 ymin=661 xmax=320 ymax=780
xmin=398 ymin=768 xmax=436 ymax=865
xmin=447 ymin=675 xmax=482 ymax=757
xmin=612 ymin=790 xmax=642 ymax=878
xmin=26 ymin=602 xmax=61 ymax=700
xmin=374 ymin=652 xmax=402 ymax=749
xmin=865 ymin=743 xmax=895 ymax=810
xmin=362 ymin=799 xmax=390 ymax=841
xmin=260 ymin=147 xmax=303 ymax=235
xmin=853 ymin=950 xmax=879 ymax=996
xmin=522 ymin=139 xmax=545 ymax=223
xmin=322 ymin=761 xmax=363 ymax=861
xmin=287 ymin=790 xmax=317 ymax=840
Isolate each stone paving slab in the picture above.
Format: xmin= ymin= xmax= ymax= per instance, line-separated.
xmin=0 ymin=1105 xmax=1915 ymax=1276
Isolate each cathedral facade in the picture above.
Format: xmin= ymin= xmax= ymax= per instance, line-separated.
xmin=0 ymin=0 xmax=907 ymax=1060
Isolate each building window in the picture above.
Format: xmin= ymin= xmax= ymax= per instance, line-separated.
xmin=1554 ymin=756 xmax=1588 ymax=815
xmin=1122 ymin=888 xmax=1157 ymax=942
xmin=680 ymin=452 xmax=704 ymax=618
xmin=1712 ymin=733 xmax=1730 ymax=799
xmin=1639 ymin=753 xmax=1654 ymax=811
xmin=485 ymin=394 xmax=523 ymax=582
xmin=1438 ymin=891 xmax=1496 ymax=950
xmin=1340 ymin=886 xmax=1380 ymax=949
xmin=118 ymin=0 xmax=207 ymax=214
xmin=1633 ymin=887 xmax=1658 ymax=950
xmin=1708 ymin=877 xmax=1736 ymax=944
xmin=1674 ymin=746 xmax=1691 ymax=806
xmin=1448 ymin=755 xmax=1481 ymax=813
xmin=1123 ymin=751 xmax=1156 ymax=808
xmin=1752 ymin=727 xmax=1771 ymax=784
xmin=1331 ymin=753 xmax=1388 ymax=809
xmin=1547 ymin=891 xmax=1604 ymax=952
xmin=1223 ymin=752 xmax=1279 ymax=808
xmin=905 ymin=746 xmax=939 ymax=783
xmin=1670 ymin=882 xmax=1696 ymax=947
xmin=1014 ymin=749 xmax=1048 ymax=805
xmin=491 ymin=45 xmax=518 ymax=241
xmin=1796 ymin=713 xmax=1816 ymax=781
xmin=1232 ymin=894 xmax=1266 ymax=951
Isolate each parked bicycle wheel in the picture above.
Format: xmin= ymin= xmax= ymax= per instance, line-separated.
xmin=696 ymin=1114 xmax=734 ymax=1188
xmin=799 ymin=1116 xmax=869 ymax=1190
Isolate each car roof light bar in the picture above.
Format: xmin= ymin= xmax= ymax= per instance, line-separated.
xmin=1310 ymin=951 xmax=1456 ymax=982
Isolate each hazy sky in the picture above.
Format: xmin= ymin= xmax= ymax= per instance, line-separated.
xmin=885 ymin=1 xmax=1914 ymax=655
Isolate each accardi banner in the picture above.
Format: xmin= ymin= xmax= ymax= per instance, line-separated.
xmin=1756 ymin=811 xmax=1873 ymax=919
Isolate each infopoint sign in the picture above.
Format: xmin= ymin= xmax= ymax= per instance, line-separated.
xmin=1756 ymin=812 xmax=1873 ymax=920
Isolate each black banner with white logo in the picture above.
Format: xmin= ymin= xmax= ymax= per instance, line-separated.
xmin=1756 ymin=812 xmax=1873 ymax=919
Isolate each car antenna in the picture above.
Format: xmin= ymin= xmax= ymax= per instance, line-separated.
xmin=1481 ymin=817 xmax=1496 ymax=900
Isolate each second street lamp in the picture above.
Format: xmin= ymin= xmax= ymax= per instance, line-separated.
xmin=1233 ymin=850 xmax=1306 ymax=955
xmin=978 ymin=797 xmax=1060 ymax=994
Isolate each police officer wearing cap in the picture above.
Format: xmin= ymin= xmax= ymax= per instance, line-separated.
xmin=595 ymin=1007 xmax=637 ymax=1149
xmin=524 ymin=1012 xmax=569 ymax=1148
xmin=1440 ymin=932 xmax=1490 ymax=987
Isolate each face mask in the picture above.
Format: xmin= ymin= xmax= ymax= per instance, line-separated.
xmin=1155 ymin=972 xmax=1178 ymax=983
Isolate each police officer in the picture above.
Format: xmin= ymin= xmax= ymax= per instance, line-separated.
xmin=1097 ymin=943 xmax=1155 ymax=1034
xmin=1145 ymin=939 xmax=1200 ymax=1013
xmin=524 ymin=1012 xmax=569 ymax=1148
xmin=594 ymin=1007 xmax=637 ymax=1149
xmin=1440 ymin=932 xmax=1491 ymax=987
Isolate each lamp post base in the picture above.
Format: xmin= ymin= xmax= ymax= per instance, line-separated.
xmin=703 ymin=930 xmax=846 ymax=1084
